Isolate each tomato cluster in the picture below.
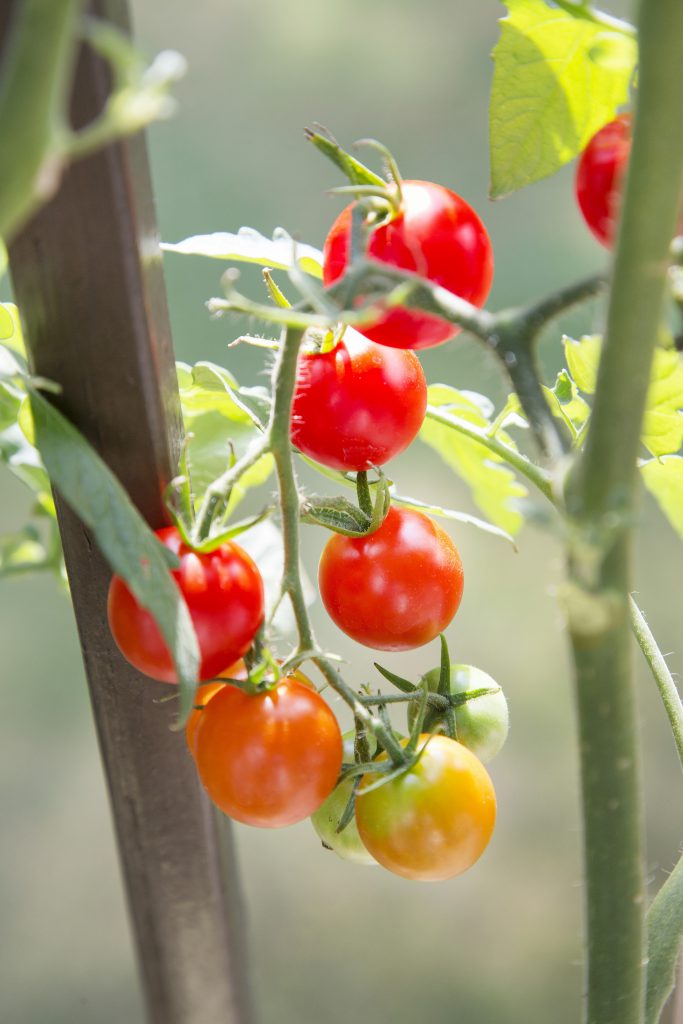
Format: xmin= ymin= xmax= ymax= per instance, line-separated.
xmin=105 ymin=147 xmax=505 ymax=882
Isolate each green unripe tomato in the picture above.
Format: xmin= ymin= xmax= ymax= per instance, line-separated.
xmin=311 ymin=733 xmax=377 ymax=866
xmin=408 ymin=665 xmax=509 ymax=764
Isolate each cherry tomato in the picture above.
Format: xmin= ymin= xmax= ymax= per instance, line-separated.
xmin=575 ymin=115 xmax=633 ymax=246
xmin=318 ymin=505 xmax=464 ymax=651
xmin=355 ymin=734 xmax=496 ymax=881
xmin=311 ymin=733 xmax=377 ymax=865
xmin=195 ymin=677 xmax=343 ymax=828
xmin=184 ymin=660 xmax=247 ymax=756
xmin=323 ymin=180 xmax=494 ymax=350
xmin=576 ymin=116 xmax=683 ymax=247
xmin=291 ymin=327 xmax=427 ymax=471
xmin=107 ymin=526 xmax=264 ymax=684
xmin=408 ymin=665 xmax=509 ymax=763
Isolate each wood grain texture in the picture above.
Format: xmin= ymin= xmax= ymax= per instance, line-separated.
xmin=2 ymin=2 xmax=254 ymax=1021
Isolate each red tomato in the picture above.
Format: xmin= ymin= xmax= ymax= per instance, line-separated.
xmin=107 ymin=527 xmax=264 ymax=684
xmin=323 ymin=180 xmax=494 ymax=350
xmin=291 ymin=326 xmax=427 ymax=471
xmin=575 ymin=115 xmax=633 ymax=246
xmin=318 ymin=505 xmax=464 ymax=651
xmin=194 ymin=677 xmax=343 ymax=828
xmin=355 ymin=734 xmax=496 ymax=881
xmin=184 ymin=660 xmax=247 ymax=756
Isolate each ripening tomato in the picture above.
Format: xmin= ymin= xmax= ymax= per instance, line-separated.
xmin=184 ymin=660 xmax=247 ymax=756
xmin=107 ymin=527 xmax=264 ymax=684
xmin=323 ymin=180 xmax=494 ymax=350
xmin=195 ymin=677 xmax=343 ymax=828
xmin=355 ymin=734 xmax=496 ymax=881
xmin=311 ymin=732 xmax=377 ymax=865
xmin=290 ymin=327 xmax=427 ymax=471
xmin=408 ymin=665 xmax=509 ymax=764
xmin=319 ymin=505 xmax=464 ymax=651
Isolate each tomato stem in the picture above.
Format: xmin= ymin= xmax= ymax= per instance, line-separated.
xmin=267 ymin=324 xmax=409 ymax=768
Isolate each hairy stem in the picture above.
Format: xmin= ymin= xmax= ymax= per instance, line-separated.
xmin=267 ymin=326 xmax=407 ymax=767
xmin=630 ymin=598 xmax=683 ymax=771
xmin=563 ymin=2 xmax=683 ymax=1021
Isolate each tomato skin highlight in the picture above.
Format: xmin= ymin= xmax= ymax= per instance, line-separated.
xmin=318 ymin=506 xmax=464 ymax=651
xmin=323 ymin=180 xmax=494 ymax=350
xmin=195 ymin=678 xmax=343 ymax=828
xmin=355 ymin=734 xmax=496 ymax=882
xmin=107 ymin=527 xmax=264 ymax=684
xmin=291 ymin=327 xmax=427 ymax=471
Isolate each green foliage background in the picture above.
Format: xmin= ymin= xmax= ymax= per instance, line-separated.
xmin=1 ymin=1 xmax=680 ymax=1022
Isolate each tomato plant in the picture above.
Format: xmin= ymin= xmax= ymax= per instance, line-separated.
xmin=194 ymin=677 xmax=343 ymax=827
xmin=355 ymin=734 xmax=496 ymax=882
xmin=291 ymin=326 xmax=427 ymax=471
xmin=107 ymin=527 xmax=264 ymax=683
xmin=322 ymin=180 xmax=493 ymax=350
xmin=319 ymin=505 xmax=464 ymax=650
xmin=408 ymin=664 xmax=509 ymax=763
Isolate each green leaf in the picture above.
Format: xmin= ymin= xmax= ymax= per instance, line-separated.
xmin=563 ymin=334 xmax=601 ymax=394
xmin=0 ymin=525 xmax=48 ymax=575
xmin=565 ymin=337 xmax=683 ymax=456
xmin=641 ymin=457 xmax=683 ymax=542
xmin=490 ymin=0 xmax=636 ymax=197
xmin=163 ymin=227 xmax=324 ymax=279
xmin=419 ymin=385 xmax=528 ymax=536
xmin=0 ymin=303 xmax=26 ymax=358
xmin=645 ymin=857 xmax=683 ymax=1024
xmin=29 ymin=389 xmax=200 ymax=713
xmin=543 ymin=368 xmax=591 ymax=438
xmin=178 ymin=361 xmax=274 ymax=512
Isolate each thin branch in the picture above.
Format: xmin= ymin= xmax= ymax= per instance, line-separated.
xmin=192 ymin=432 xmax=271 ymax=543
xmin=523 ymin=273 xmax=606 ymax=340
xmin=630 ymin=597 xmax=683 ymax=770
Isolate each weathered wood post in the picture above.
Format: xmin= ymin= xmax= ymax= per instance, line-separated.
xmin=1 ymin=2 xmax=254 ymax=1021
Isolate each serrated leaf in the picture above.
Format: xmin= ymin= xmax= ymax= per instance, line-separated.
xmin=641 ymin=457 xmax=683 ymax=542
xmin=178 ymin=362 xmax=274 ymax=511
xmin=420 ymin=385 xmax=528 ymax=535
xmin=565 ymin=337 xmax=683 ymax=456
xmin=29 ymin=389 xmax=200 ymax=707
xmin=490 ymin=0 xmax=636 ymax=197
xmin=163 ymin=227 xmax=324 ymax=279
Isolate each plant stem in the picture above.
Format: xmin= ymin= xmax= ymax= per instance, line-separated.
xmin=192 ymin=432 xmax=271 ymax=543
xmin=563 ymin=2 xmax=683 ymax=1020
xmin=425 ymin=405 xmax=554 ymax=500
xmin=629 ymin=598 xmax=683 ymax=771
xmin=0 ymin=0 xmax=83 ymax=241
xmin=267 ymin=326 xmax=407 ymax=767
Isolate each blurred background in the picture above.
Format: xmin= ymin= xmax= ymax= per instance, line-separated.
xmin=1 ymin=1 xmax=681 ymax=1022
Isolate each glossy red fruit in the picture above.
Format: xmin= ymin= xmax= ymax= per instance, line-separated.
xmin=319 ymin=505 xmax=464 ymax=651
xmin=575 ymin=115 xmax=633 ymax=247
xmin=195 ymin=677 xmax=343 ymax=828
xmin=323 ymin=180 xmax=493 ymax=350
xmin=107 ymin=527 xmax=264 ymax=683
xmin=291 ymin=326 xmax=427 ymax=471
